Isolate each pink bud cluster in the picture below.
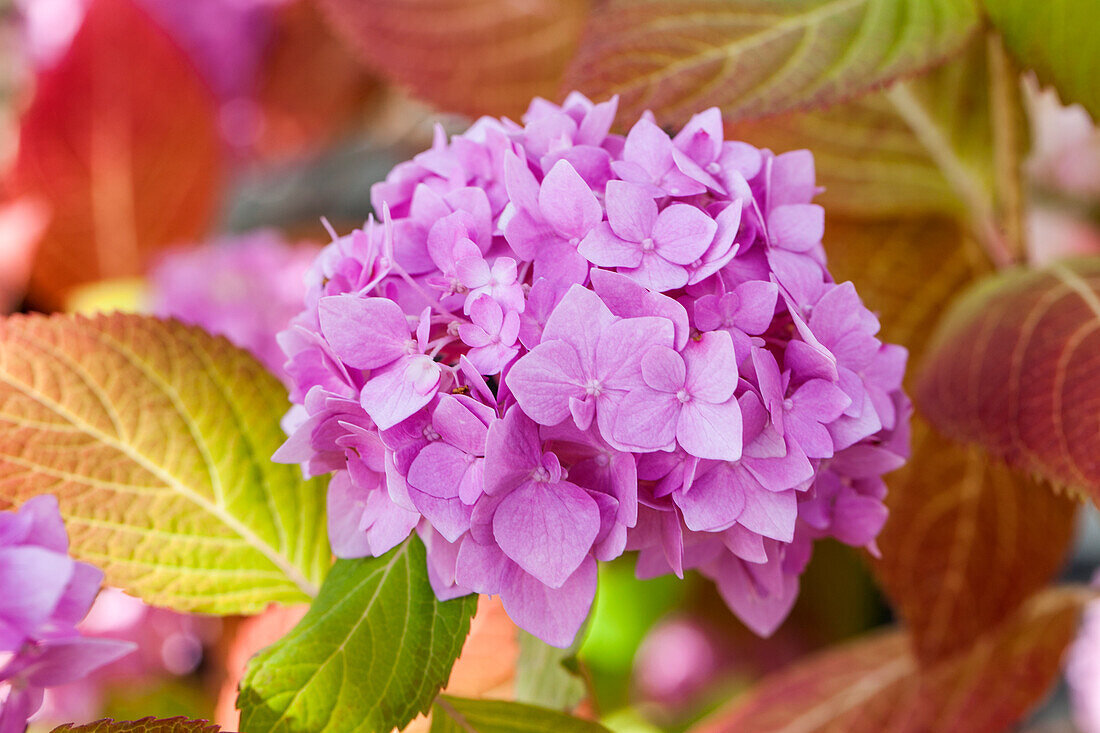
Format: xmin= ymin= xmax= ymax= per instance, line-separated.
xmin=277 ymin=93 xmax=910 ymax=647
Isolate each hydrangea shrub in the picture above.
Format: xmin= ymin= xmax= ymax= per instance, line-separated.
xmin=277 ymin=93 xmax=910 ymax=646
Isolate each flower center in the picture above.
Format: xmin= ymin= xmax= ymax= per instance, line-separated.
xmin=641 ymin=237 xmax=656 ymax=252
xmin=782 ymin=398 xmax=794 ymax=411
xmin=531 ymin=466 xmax=552 ymax=482
xmin=423 ymin=425 xmax=441 ymax=441
xmin=584 ymin=378 xmax=602 ymax=397
xmin=405 ymin=338 xmax=419 ymax=354
xmin=595 ymin=453 xmax=610 ymax=467
xmin=676 ymin=389 xmax=692 ymax=403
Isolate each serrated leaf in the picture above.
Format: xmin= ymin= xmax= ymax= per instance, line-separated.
xmin=430 ymin=696 xmax=610 ymax=733
xmin=693 ymin=586 xmax=1092 ymax=732
xmin=515 ymin=630 xmax=586 ymax=711
xmin=823 ymin=216 xmax=987 ymax=368
xmin=566 ymin=0 xmax=979 ymax=128
xmin=238 ymin=538 xmax=479 ymax=733
xmin=0 ymin=313 xmax=329 ymax=613
xmin=11 ymin=0 xmax=223 ymax=311
xmin=315 ymin=0 xmax=587 ymax=118
xmin=917 ymin=257 xmax=1100 ymax=502
xmin=51 ymin=718 xmax=219 ymax=733
xmin=874 ymin=418 xmax=1078 ymax=663
xmin=984 ymin=0 xmax=1100 ymax=120
xmin=734 ymin=36 xmax=999 ymax=218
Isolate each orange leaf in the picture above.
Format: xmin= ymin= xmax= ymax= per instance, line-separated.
xmin=874 ymin=418 xmax=1078 ymax=663
xmin=12 ymin=0 xmax=223 ymax=311
xmin=252 ymin=0 xmax=380 ymax=159
xmin=565 ymin=0 xmax=979 ymax=128
xmin=693 ymin=586 xmax=1092 ymax=733
xmin=917 ymin=258 xmax=1100 ymax=502
xmin=315 ymin=0 xmax=588 ymax=119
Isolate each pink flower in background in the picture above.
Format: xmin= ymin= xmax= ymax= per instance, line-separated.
xmin=277 ymin=92 xmax=910 ymax=646
xmin=1069 ymin=598 xmax=1100 ymax=733
xmin=150 ymin=230 xmax=317 ymax=375
xmin=0 ymin=496 xmax=134 ymax=733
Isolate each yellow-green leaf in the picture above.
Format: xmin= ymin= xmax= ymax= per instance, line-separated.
xmin=0 ymin=313 xmax=329 ymax=614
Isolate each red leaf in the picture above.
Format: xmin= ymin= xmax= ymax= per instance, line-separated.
xmin=917 ymin=258 xmax=1100 ymax=502
xmin=694 ymin=587 xmax=1092 ymax=733
xmin=315 ymin=0 xmax=588 ymax=118
xmin=12 ymin=0 xmax=223 ymax=310
xmin=874 ymin=418 xmax=1078 ymax=662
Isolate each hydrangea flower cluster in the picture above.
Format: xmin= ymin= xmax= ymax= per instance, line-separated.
xmin=0 ymin=496 xmax=134 ymax=732
xmin=150 ymin=231 xmax=317 ymax=375
xmin=277 ymin=93 xmax=910 ymax=647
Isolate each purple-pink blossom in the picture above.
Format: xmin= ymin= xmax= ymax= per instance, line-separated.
xmin=0 ymin=496 xmax=134 ymax=733
xmin=276 ymin=93 xmax=910 ymax=647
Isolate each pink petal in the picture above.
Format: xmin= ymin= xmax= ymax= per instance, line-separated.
xmin=605 ymin=179 xmax=657 ymax=242
xmin=612 ymin=388 xmax=679 ymax=451
xmin=319 ymin=295 xmax=411 ymax=370
xmin=683 ymin=330 xmax=738 ymax=404
xmin=737 ymin=488 xmax=796 ymax=542
xmin=590 ymin=268 xmax=690 ymax=350
xmin=640 ymin=345 xmax=686 ymax=392
xmin=622 ymin=254 xmax=689 ymax=292
xmin=500 ymin=556 xmax=597 ymax=648
xmin=677 ymin=398 xmax=743 ymax=461
xmin=652 ymin=204 xmax=717 ymax=264
xmin=768 ymin=204 xmax=824 ymax=252
xmin=578 ymin=223 xmax=642 ymax=268
xmin=675 ymin=464 xmax=747 ymax=532
xmin=360 ymin=357 xmax=439 ymax=430
xmin=506 ymin=340 xmax=586 ymax=426
xmin=539 ymin=159 xmax=602 ymax=239
xmin=493 ymin=480 xmax=600 ymax=588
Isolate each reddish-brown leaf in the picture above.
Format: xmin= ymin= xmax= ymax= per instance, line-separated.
xmin=51 ymin=718 xmax=219 ymax=733
xmin=12 ymin=0 xmax=222 ymax=310
xmin=917 ymin=258 xmax=1100 ymax=502
xmin=694 ymin=586 xmax=1092 ymax=733
xmin=315 ymin=0 xmax=588 ymax=119
xmin=874 ymin=418 xmax=1078 ymax=663
xmin=823 ymin=216 xmax=987 ymax=370
xmin=252 ymin=0 xmax=380 ymax=159
xmin=565 ymin=0 xmax=979 ymax=128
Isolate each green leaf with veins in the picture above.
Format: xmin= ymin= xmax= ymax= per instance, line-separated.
xmin=430 ymin=696 xmax=611 ymax=733
xmin=0 ymin=313 xmax=328 ymax=614
xmin=984 ymin=0 xmax=1100 ymax=120
xmin=238 ymin=537 xmax=479 ymax=733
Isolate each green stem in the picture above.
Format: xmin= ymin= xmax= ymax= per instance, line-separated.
xmin=987 ymin=29 xmax=1027 ymax=264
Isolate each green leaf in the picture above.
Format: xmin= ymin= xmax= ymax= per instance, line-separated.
xmin=984 ymin=0 xmax=1100 ymax=119
xmin=515 ymin=630 xmax=586 ymax=711
xmin=238 ymin=537 xmax=479 ymax=733
xmin=51 ymin=718 xmax=219 ymax=733
xmin=0 ymin=313 xmax=328 ymax=614
xmin=916 ymin=257 xmax=1100 ymax=503
xmin=566 ymin=0 xmax=980 ymax=127
xmin=430 ymin=696 xmax=611 ymax=733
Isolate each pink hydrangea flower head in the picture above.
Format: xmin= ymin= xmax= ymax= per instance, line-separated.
xmin=277 ymin=93 xmax=910 ymax=647
xmin=0 ymin=496 xmax=134 ymax=732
